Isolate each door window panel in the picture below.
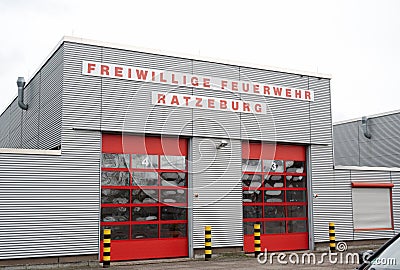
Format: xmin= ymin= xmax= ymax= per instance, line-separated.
xmin=132 ymin=172 xmax=158 ymax=186
xmin=286 ymin=161 xmax=305 ymax=173
xmin=102 ymin=171 xmax=130 ymax=186
xmin=160 ymin=156 xmax=186 ymax=170
xmin=242 ymin=159 xmax=262 ymax=172
xmin=101 ymin=207 xmax=130 ymax=222
xmin=102 ymin=153 xmax=130 ymax=168
xmin=132 ymin=206 xmax=158 ymax=221
xmin=101 ymin=189 xmax=130 ymax=204
xmin=132 ymin=189 xmax=158 ymax=204
xmin=160 ymin=189 xmax=186 ymax=203
xmin=160 ymin=172 xmax=186 ymax=186
xmin=160 ymin=224 xmax=187 ymax=238
xmin=132 ymin=224 xmax=158 ymax=239
xmin=263 ymin=160 xmax=284 ymax=173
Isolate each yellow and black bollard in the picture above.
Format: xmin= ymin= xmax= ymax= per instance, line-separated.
xmin=205 ymin=226 xmax=212 ymax=260
xmin=329 ymin=222 xmax=336 ymax=252
xmin=254 ymin=223 xmax=261 ymax=258
xmin=103 ymin=228 xmax=111 ymax=268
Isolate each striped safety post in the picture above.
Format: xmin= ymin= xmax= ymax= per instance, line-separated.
xmin=329 ymin=222 xmax=336 ymax=252
xmin=103 ymin=228 xmax=111 ymax=268
xmin=254 ymin=223 xmax=261 ymax=258
xmin=205 ymin=226 xmax=212 ymax=260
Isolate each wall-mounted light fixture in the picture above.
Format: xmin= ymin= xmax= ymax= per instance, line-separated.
xmin=216 ymin=139 xmax=229 ymax=149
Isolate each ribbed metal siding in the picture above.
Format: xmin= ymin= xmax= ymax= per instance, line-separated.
xmin=390 ymin=171 xmax=400 ymax=234
xmin=239 ymin=93 xmax=276 ymax=141
xmin=240 ymin=67 xmax=310 ymax=143
xmin=192 ymin=137 xmax=243 ymax=248
xmin=309 ymin=77 xmax=331 ymax=145
xmin=359 ymin=116 xmax=400 ymax=167
xmin=310 ymin=144 xmax=336 ymax=242
xmin=333 ymin=122 xmax=359 ymax=166
xmin=334 ymin=112 xmax=400 ymax=167
xmin=21 ymin=73 xmax=40 ymax=149
xmin=0 ymin=42 xmax=102 ymax=260
xmin=101 ymin=80 xmax=193 ymax=136
xmin=0 ymin=103 xmax=11 ymax=147
xmin=63 ymin=42 xmax=102 ymax=131
xmin=0 ymin=131 xmax=100 ymax=259
xmin=9 ymin=99 xmax=22 ymax=148
xmin=192 ymin=61 xmax=241 ymax=139
xmin=38 ymin=47 xmax=63 ymax=150
xmin=0 ymin=46 xmax=63 ymax=150
xmin=101 ymin=47 xmax=194 ymax=135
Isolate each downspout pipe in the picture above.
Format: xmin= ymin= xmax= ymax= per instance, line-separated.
xmin=361 ymin=116 xmax=371 ymax=139
xmin=17 ymin=77 xmax=28 ymax=110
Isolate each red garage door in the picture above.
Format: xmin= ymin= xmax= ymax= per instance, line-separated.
xmin=100 ymin=134 xmax=188 ymax=261
xmin=242 ymin=142 xmax=308 ymax=252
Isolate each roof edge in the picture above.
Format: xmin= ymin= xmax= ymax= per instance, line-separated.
xmin=335 ymin=165 xmax=400 ymax=172
xmin=62 ymin=36 xmax=332 ymax=79
xmin=333 ymin=108 xmax=400 ymax=126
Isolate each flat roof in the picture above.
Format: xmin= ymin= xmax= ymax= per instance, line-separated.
xmin=333 ymin=108 xmax=400 ymax=125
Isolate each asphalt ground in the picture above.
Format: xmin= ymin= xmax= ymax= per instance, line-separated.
xmin=60 ymin=252 xmax=361 ymax=270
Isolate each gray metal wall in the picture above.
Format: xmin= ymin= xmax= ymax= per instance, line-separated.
xmin=0 ymin=131 xmax=101 ymax=259
xmin=334 ymin=113 xmax=400 ymax=167
xmin=0 ymin=46 xmax=63 ymax=150
xmin=191 ymin=137 xmax=243 ymax=248
xmin=0 ymin=43 xmax=101 ymax=260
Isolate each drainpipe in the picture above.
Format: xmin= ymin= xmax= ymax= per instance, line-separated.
xmin=361 ymin=116 xmax=371 ymax=139
xmin=17 ymin=77 xmax=28 ymax=110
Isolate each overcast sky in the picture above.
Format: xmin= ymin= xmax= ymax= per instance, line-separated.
xmin=1 ymin=0 xmax=399 ymax=122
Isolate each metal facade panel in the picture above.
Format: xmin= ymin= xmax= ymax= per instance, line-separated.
xmin=0 ymin=104 xmax=11 ymax=147
xmin=390 ymin=171 xmax=400 ymax=234
xmin=0 ymin=131 xmax=101 ymax=259
xmin=310 ymin=144 xmax=337 ymax=242
xmin=239 ymin=94 xmax=276 ymax=141
xmin=239 ymin=67 xmax=311 ymax=143
xmin=192 ymin=89 xmax=241 ymax=139
xmin=63 ymin=42 xmax=102 ymax=130
xmin=334 ymin=112 xmax=400 ymax=167
xmin=22 ymin=111 xmax=39 ymax=148
xmin=333 ymin=122 xmax=359 ymax=166
xmin=267 ymin=97 xmax=310 ymax=143
xmin=193 ymin=60 xmax=239 ymax=80
xmin=8 ymin=99 xmax=22 ymax=148
xmin=349 ymin=170 xmax=391 ymax=182
xmin=101 ymin=79 xmax=193 ymax=136
xmin=309 ymin=77 xmax=332 ymax=145
xmin=358 ymin=116 xmax=395 ymax=167
xmin=192 ymin=137 xmax=243 ymax=248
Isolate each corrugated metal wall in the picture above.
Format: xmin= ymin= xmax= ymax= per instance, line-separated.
xmin=391 ymin=171 xmax=400 ymax=234
xmin=0 ymin=132 xmax=100 ymax=259
xmin=334 ymin=112 xmax=400 ymax=167
xmin=191 ymin=137 xmax=243 ymax=248
xmin=0 ymin=46 xmax=63 ymax=150
xmin=0 ymin=43 xmax=102 ymax=259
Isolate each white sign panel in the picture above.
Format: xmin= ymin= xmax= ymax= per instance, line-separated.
xmin=82 ymin=61 xmax=314 ymax=102
xmin=152 ymin=91 xmax=267 ymax=114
